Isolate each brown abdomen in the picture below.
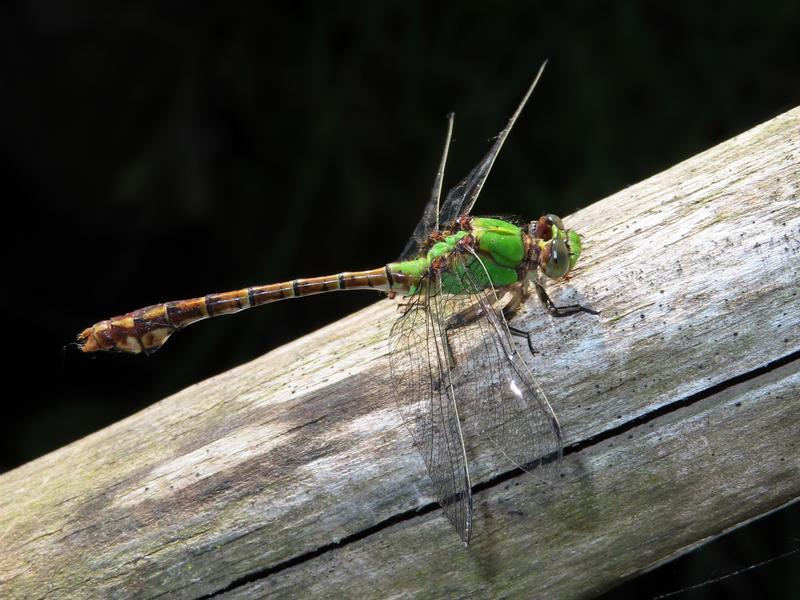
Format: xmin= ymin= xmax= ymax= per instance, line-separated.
xmin=76 ymin=267 xmax=409 ymax=354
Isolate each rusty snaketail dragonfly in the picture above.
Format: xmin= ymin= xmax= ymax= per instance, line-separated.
xmin=76 ymin=61 xmax=597 ymax=545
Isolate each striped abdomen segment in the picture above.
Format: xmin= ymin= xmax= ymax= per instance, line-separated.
xmin=77 ymin=266 xmax=412 ymax=354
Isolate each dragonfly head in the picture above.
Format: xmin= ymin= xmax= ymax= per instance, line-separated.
xmin=526 ymin=214 xmax=583 ymax=280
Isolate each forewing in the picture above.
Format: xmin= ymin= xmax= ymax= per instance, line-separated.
xmin=399 ymin=114 xmax=455 ymax=261
xmin=440 ymin=251 xmax=563 ymax=479
xmin=400 ymin=62 xmax=546 ymax=260
xmin=398 ymin=192 xmax=439 ymax=261
xmin=388 ymin=277 xmax=473 ymax=545
xmin=437 ymin=61 xmax=548 ymax=228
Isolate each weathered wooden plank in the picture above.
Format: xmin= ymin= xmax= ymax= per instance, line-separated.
xmin=220 ymin=361 xmax=800 ymax=599
xmin=0 ymin=105 xmax=798 ymax=599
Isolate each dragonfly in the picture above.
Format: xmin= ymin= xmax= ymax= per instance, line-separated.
xmin=76 ymin=61 xmax=597 ymax=546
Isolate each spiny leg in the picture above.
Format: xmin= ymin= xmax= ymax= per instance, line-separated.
xmin=495 ymin=283 xmax=542 ymax=356
xmin=442 ymin=279 xmax=599 ymax=361
xmin=507 ymin=325 xmax=536 ymax=355
xmin=534 ymin=281 xmax=599 ymax=317
xmin=507 ymin=282 xmax=599 ymax=356
xmin=443 ymin=285 xmax=523 ymax=368
xmin=443 ymin=303 xmax=482 ymax=369
xmin=395 ymin=296 xmax=419 ymax=315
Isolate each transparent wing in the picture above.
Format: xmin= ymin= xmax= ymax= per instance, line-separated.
xmin=439 ymin=249 xmax=563 ymax=479
xmin=388 ymin=276 xmax=473 ymax=545
xmin=436 ymin=61 xmax=548 ymax=229
xmin=399 ymin=61 xmax=546 ymax=260
xmin=399 ymin=113 xmax=454 ymax=261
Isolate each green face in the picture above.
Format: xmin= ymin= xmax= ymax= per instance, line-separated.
xmin=531 ymin=214 xmax=583 ymax=280
xmin=566 ymin=229 xmax=583 ymax=270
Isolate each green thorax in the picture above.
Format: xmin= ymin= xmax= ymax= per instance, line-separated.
xmin=389 ymin=217 xmax=525 ymax=295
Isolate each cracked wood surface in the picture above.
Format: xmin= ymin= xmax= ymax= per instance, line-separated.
xmin=1 ymin=106 xmax=799 ymax=599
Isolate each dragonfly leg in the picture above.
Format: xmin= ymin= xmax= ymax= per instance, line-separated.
xmin=506 ymin=282 xmax=597 ymax=356
xmin=443 ymin=303 xmax=484 ymax=369
xmin=396 ymin=295 xmax=425 ymax=315
xmin=488 ymin=282 xmax=545 ymax=356
xmin=507 ymin=326 xmax=538 ymax=356
xmin=535 ymin=282 xmax=599 ymax=318
xmin=443 ymin=284 xmax=523 ymax=366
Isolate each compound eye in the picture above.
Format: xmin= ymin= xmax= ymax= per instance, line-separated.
xmin=533 ymin=214 xmax=565 ymax=240
xmin=541 ymin=238 xmax=570 ymax=279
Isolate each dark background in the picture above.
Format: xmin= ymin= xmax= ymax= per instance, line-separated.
xmin=2 ymin=1 xmax=799 ymax=597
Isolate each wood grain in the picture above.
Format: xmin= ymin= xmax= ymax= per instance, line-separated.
xmin=1 ymin=106 xmax=798 ymax=599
